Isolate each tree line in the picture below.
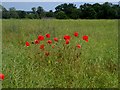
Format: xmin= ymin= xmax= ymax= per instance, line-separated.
xmin=1 ymin=2 xmax=120 ymax=19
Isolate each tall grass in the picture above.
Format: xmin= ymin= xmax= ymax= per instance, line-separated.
xmin=2 ymin=19 xmax=118 ymax=88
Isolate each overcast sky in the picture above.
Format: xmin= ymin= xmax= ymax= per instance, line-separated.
xmin=1 ymin=0 xmax=120 ymax=2
xmin=1 ymin=1 xmax=119 ymax=11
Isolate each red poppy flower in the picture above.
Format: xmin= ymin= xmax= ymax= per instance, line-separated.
xmin=74 ymin=32 xmax=79 ymax=37
xmin=64 ymin=35 xmax=71 ymax=40
xmin=82 ymin=35 xmax=88 ymax=42
xmin=40 ymin=44 xmax=44 ymax=49
xmin=67 ymin=36 xmax=71 ymax=40
xmin=46 ymin=34 xmax=50 ymax=38
xmin=54 ymin=37 xmax=58 ymax=42
xmin=0 ymin=73 xmax=4 ymax=80
xmin=76 ymin=44 xmax=81 ymax=48
xmin=25 ymin=41 xmax=30 ymax=47
xmin=47 ymin=40 xmax=52 ymax=44
xmin=34 ymin=39 xmax=39 ymax=44
xmin=64 ymin=36 xmax=67 ymax=40
xmin=38 ymin=35 xmax=44 ymax=41
xmin=65 ymin=39 xmax=69 ymax=44
xmin=45 ymin=52 xmax=50 ymax=56
xmin=52 ymin=45 xmax=55 ymax=48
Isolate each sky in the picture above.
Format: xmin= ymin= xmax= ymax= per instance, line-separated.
xmin=1 ymin=2 xmax=119 ymax=11
xmin=1 ymin=0 xmax=120 ymax=2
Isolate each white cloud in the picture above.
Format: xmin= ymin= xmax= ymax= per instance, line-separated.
xmin=1 ymin=0 xmax=119 ymax=2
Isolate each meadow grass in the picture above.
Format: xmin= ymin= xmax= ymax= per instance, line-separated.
xmin=2 ymin=19 xmax=118 ymax=88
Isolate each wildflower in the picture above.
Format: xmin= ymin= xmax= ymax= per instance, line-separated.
xmin=64 ymin=35 xmax=71 ymax=40
xmin=54 ymin=37 xmax=58 ymax=42
xmin=38 ymin=35 xmax=44 ymax=41
xmin=25 ymin=41 xmax=30 ymax=47
xmin=76 ymin=44 xmax=81 ymax=48
xmin=0 ymin=73 xmax=4 ymax=80
xmin=74 ymin=32 xmax=79 ymax=37
xmin=65 ymin=39 xmax=69 ymax=44
xmin=67 ymin=35 xmax=71 ymax=40
xmin=82 ymin=35 xmax=88 ymax=42
xmin=46 ymin=33 xmax=50 ymax=38
xmin=40 ymin=44 xmax=44 ymax=49
xmin=52 ymin=45 xmax=55 ymax=48
xmin=34 ymin=39 xmax=39 ymax=44
xmin=47 ymin=40 xmax=52 ymax=44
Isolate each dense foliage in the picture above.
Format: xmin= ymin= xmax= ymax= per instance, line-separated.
xmin=0 ymin=2 xmax=120 ymax=19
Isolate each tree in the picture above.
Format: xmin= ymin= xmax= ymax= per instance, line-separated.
xmin=25 ymin=13 xmax=36 ymax=19
xmin=46 ymin=10 xmax=54 ymax=17
xmin=0 ymin=5 xmax=7 ymax=12
xmin=70 ymin=9 xmax=80 ymax=19
xmin=31 ymin=7 xmax=39 ymax=19
xmin=92 ymin=3 xmax=101 ymax=18
xmin=36 ymin=6 xmax=45 ymax=19
xmin=1 ymin=2 xmax=120 ymax=19
xmin=17 ymin=10 xmax=26 ymax=19
xmin=55 ymin=3 xmax=78 ymax=19
xmin=80 ymin=3 xmax=97 ymax=19
xmin=0 ymin=5 xmax=10 ymax=19
xmin=55 ymin=11 xmax=68 ymax=19
xmin=97 ymin=2 xmax=116 ymax=19
xmin=9 ymin=7 xmax=19 ymax=18
xmin=31 ymin=7 xmax=36 ymax=14
xmin=118 ymin=7 xmax=120 ymax=19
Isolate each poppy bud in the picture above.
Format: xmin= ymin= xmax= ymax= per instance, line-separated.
xmin=0 ymin=73 xmax=4 ymax=80
xmin=82 ymin=35 xmax=88 ymax=42
xmin=65 ymin=39 xmax=69 ymax=44
xmin=54 ymin=37 xmax=58 ymax=42
xmin=76 ymin=44 xmax=81 ymax=48
xmin=46 ymin=34 xmax=50 ymax=38
xmin=74 ymin=32 xmax=79 ymax=37
xmin=26 ymin=41 xmax=30 ymax=47
xmin=52 ymin=45 xmax=55 ymax=48
xmin=40 ymin=44 xmax=44 ymax=49
xmin=34 ymin=40 xmax=39 ymax=44
xmin=47 ymin=40 xmax=52 ymax=44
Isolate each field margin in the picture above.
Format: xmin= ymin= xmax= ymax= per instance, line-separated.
xmin=0 ymin=1 xmax=2 ymax=90
xmin=118 ymin=19 xmax=120 ymax=89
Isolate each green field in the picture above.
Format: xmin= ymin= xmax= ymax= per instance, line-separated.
xmin=2 ymin=19 xmax=118 ymax=88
